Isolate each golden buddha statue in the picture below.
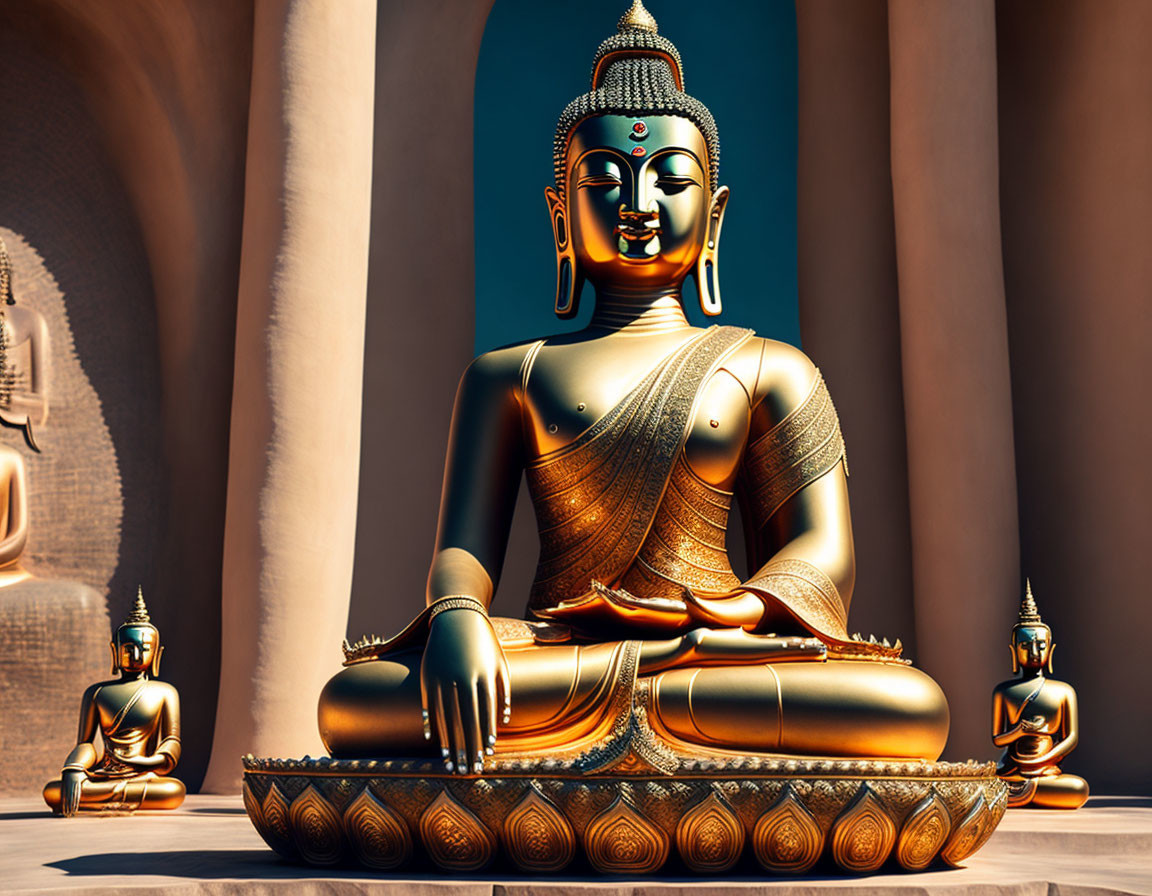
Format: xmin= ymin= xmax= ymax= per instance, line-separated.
xmin=43 ymin=589 xmax=184 ymax=815
xmin=0 ymin=236 xmax=50 ymax=451
xmin=318 ymin=0 xmax=950 ymax=776
xmin=992 ymin=581 xmax=1088 ymax=809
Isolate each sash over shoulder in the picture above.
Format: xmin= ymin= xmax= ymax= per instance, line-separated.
xmin=526 ymin=326 xmax=754 ymax=612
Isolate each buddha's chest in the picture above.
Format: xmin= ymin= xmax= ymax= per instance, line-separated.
xmin=96 ymin=684 xmax=165 ymax=737
xmin=524 ymin=339 xmax=752 ymax=487
xmin=1002 ymin=681 xmax=1063 ymax=730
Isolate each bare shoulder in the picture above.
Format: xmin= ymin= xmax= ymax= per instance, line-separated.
xmin=747 ymin=337 xmax=820 ymax=425
xmin=151 ymin=680 xmax=180 ymax=698
xmin=459 ymin=341 xmax=541 ymax=401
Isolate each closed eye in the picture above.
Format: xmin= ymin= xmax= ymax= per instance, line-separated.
xmin=656 ymin=176 xmax=699 ymax=193
xmin=578 ymin=175 xmax=623 ymax=188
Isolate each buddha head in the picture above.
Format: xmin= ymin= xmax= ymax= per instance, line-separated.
xmin=112 ymin=587 xmax=164 ymax=677
xmin=1011 ymin=580 xmax=1054 ymax=674
xmin=547 ymin=0 xmax=727 ymax=317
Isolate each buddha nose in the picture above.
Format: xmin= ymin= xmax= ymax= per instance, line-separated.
xmin=618 ymin=204 xmax=659 ymax=226
xmin=129 ymin=643 xmax=142 ymax=663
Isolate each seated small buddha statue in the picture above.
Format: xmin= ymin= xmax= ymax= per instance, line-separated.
xmin=0 ymin=236 xmax=51 ymax=451
xmin=320 ymin=1 xmax=949 ymax=774
xmin=43 ymin=589 xmax=184 ymax=815
xmin=992 ymin=581 xmax=1088 ymax=809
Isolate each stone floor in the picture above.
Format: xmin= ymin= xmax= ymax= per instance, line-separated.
xmin=1 ymin=795 xmax=1149 ymax=895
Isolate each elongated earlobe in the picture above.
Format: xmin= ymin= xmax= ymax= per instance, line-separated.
xmin=1047 ymin=644 xmax=1055 ymax=675
xmin=1010 ymin=644 xmax=1018 ymax=675
xmin=110 ymin=641 xmax=118 ymax=676
xmin=152 ymin=645 xmax=164 ymax=678
xmin=546 ymin=186 xmax=583 ymax=319
xmin=691 ymin=186 xmax=729 ymax=316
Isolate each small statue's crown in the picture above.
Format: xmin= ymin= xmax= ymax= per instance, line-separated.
xmin=125 ymin=585 xmax=152 ymax=626
xmin=1018 ymin=579 xmax=1044 ymax=625
xmin=618 ymin=0 xmax=658 ymax=34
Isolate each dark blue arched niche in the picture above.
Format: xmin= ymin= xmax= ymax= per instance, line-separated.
xmin=473 ymin=0 xmax=799 ymax=354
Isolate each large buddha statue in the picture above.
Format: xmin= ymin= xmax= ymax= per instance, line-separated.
xmin=43 ymin=589 xmax=184 ymax=815
xmin=318 ymin=0 xmax=949 ymax=776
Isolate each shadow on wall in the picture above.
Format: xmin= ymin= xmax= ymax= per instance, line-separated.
xmin=0 ymin=37 xmax=163 ymax=794
xmin=0 ymin=38 xmax=163 ymax=613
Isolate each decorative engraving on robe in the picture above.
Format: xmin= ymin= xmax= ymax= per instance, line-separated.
xmin=742 ymin=370 xmax=846 ymax=531
xmin=527 ymin=326 xmax=752 ymax=610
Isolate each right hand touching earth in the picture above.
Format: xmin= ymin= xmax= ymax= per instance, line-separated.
xmin=420 ymin=608 xmax=511 ymax=774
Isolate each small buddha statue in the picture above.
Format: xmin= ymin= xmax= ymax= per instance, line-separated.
xmin=319 ymin=1 xmax=949 ymax=773
xmin=43 ymin=589 xmax=184 ymax=815
xmin=0 ymin=235 xmax=51 ymax=451
xmin=992 ymin=581 xmax=1088 ymax=809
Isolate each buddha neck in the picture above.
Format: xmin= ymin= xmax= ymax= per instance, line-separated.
xmin=588 ymin=285 xmax=691 ymax=335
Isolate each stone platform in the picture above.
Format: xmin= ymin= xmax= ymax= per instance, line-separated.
xmin=1 ymin=794 xmax=1150 ymax=894
xmin=241 ymin=756 xmax=1006 ymax=874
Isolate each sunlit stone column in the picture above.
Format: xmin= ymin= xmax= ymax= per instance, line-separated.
xmin=203 ymin=0 xmax=376 ymax=791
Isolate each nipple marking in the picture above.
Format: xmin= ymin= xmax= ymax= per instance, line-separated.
xmin=548 ymin=424 xmax=558 ymax=434
xmin=577 ymin=403 xmax=586 ymax=412
xmin=709 ymin=419 xmax=719 ymax=428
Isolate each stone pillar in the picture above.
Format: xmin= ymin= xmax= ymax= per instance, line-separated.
xmin=347 ymin=0 xmax=494 ymax=643
xmin=795 ymin=0 xmax=916 ymax=651
xmin=887 ymin=0 xmax=1019 ymax=760
xmin=203 ymin=0 xmax=376 ymax=791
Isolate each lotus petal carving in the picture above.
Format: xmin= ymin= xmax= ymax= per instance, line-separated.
xmin=752 ymin=784 xmax=823 ymax=873
xmin=830 ymin=785 xmax=896 ymax=873
xmin=343 ymin=787 xmax=412 ymax=870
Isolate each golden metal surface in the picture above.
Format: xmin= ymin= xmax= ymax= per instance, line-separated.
xmin=241 ymin=753 xmax=1005 ymax=875
xmin=42 ymin=589 xmax=185 ymax=815
xmin=991 ymin=581 xmax=1089 ymax=809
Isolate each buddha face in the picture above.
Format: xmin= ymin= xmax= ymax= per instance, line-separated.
xmin=1012 ymin=624 xmax=1053 ymax=672
xmin=115 ymin=625 xmax=158 ymax=674
xmin=564 ymin=114 xmax=714 ymax=288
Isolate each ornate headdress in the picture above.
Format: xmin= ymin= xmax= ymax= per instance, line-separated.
xmin=553 ymin=0 xmax=720 ymax=194
xmin=1017 ymin=579 xmax=1044 ymax=626
xmin=124 ymin=586 xmax=152 ymax=626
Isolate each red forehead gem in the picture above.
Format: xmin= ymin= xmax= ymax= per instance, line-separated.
xmin=631 ymin=146 xmax=646 ymax=157
xmin=630 ymin=121 xmax=649 ymax=140
xmin=633 ymin=122 xmax=645 ymax=133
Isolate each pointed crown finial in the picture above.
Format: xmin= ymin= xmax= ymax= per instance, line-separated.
xmin=1018 ymin=578 xmax=1043 ymax=625
xmin=618 ymin=0 xmax=658 ymax=34
xmin=126 ymin=585 xmax=152 ymax=626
